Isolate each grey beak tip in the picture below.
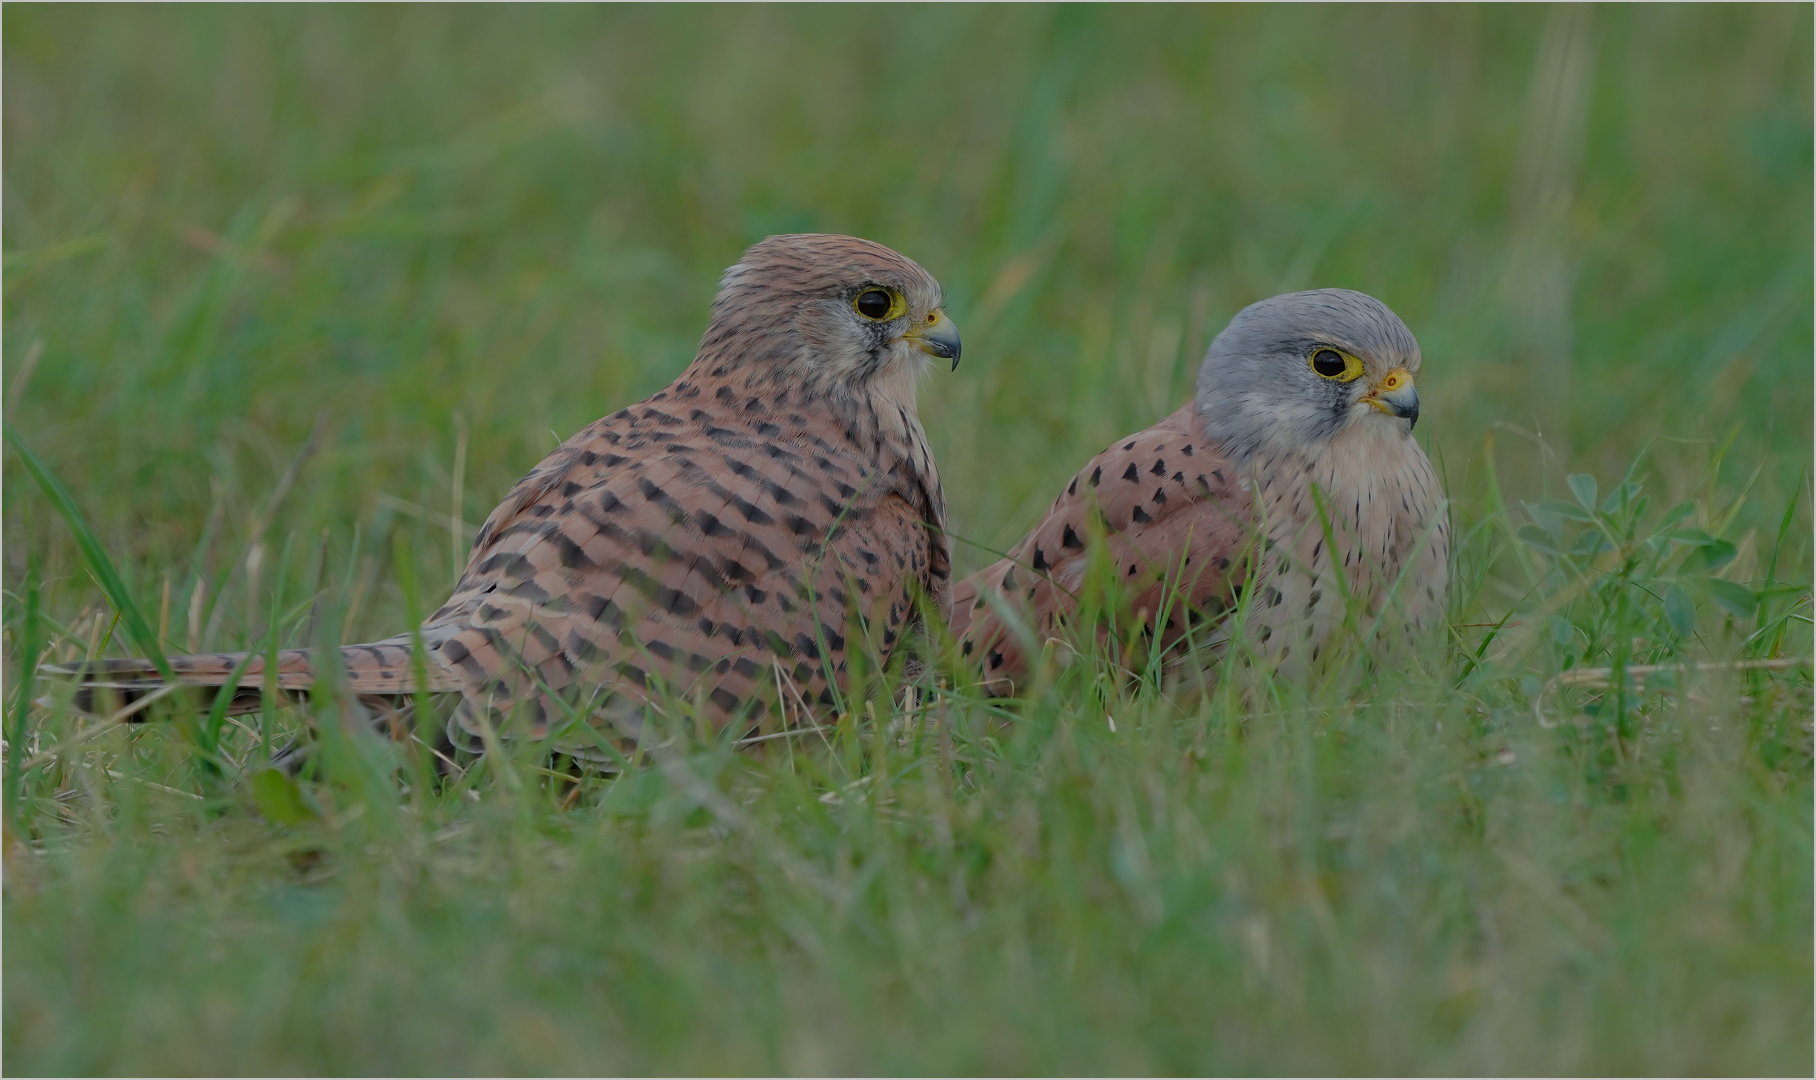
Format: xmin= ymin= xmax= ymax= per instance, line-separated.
xmin=917 ymin=321 xmax=961 ymax=369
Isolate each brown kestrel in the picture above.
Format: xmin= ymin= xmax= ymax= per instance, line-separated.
xmin=952 ymin=289 xmax=1447 ymax=692
xmin=59 ymin=234 xmax=962 ymax=756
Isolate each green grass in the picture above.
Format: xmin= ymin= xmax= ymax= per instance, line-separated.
xmin=4 ymin=5 xmax=1811 ymax=1074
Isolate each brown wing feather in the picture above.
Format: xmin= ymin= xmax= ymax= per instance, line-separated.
xmin=50 ymin=389 xmax=946 ymax=736
xmin=428 ymin=377 xmax=946 ymax=743
xmin=952 ymin=405 xmax=1251 ymax=692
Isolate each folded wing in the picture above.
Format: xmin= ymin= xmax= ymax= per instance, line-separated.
xmin=952 ymin=405 xmax=1252 ymax=692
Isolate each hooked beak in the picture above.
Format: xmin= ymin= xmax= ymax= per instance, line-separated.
xmin=905 ymin=309 xmax=962 ymax=370
xmin=1361 ymin=367 xmax=1420 ymax=429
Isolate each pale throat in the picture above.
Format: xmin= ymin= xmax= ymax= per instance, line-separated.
xmin=1310 ymin=411 xmax=1427 ymax=497
xmin=864 ymin=343 xmax=928 ymax=415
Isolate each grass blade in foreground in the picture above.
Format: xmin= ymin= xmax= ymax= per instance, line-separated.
xmin=4 ymin=424 xmax=171 ymax=681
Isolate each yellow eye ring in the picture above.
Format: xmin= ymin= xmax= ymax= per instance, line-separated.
xmin=853 ymin=288 xmax=905 ymax=322
xmin=1308 ymin=347 xmax=1364 ymax=382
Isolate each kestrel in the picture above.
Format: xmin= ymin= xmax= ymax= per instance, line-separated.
xmin=60 ymin=234 xmax=962 ymax=756
xmin=951 ymin=289 xmax=1447 ymax=692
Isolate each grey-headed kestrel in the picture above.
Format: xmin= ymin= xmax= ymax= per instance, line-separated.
xmin=951 ymin=289 xmax=1447 ymax=692
xmin=59 ymin=234 xmax=963 ymax=756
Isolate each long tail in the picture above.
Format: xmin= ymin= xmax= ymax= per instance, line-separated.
xmin=42 ymin=633 xmax=461 ymax=716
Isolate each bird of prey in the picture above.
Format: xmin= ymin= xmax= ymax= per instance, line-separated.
xmin=60 ymin=234 xmax=963 ymax=756
xmin=951 ymin=289 xmax=1447 ymax=692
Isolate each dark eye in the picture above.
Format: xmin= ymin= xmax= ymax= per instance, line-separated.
xmin=854 ymin=289 xmax=893 ymax=320
xmin=1310 ymin=349 xmax=1348 ymax=378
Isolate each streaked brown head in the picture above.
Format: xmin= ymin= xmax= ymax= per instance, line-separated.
xmin=695 ymin=234 xmax=960 ymax=394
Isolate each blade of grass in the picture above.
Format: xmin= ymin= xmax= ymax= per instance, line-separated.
xmin=5 ymin=425 xmax=172 ymax=680
xmin=6 ymin=552 xmax=44 ymax=822
xmin=1757 ymin=469 xmax=1803 ymax=643
xmin=260 ymin=534 xmax=296 ymax=765
xmin=201 ymin=651 xmax=262 ymax=766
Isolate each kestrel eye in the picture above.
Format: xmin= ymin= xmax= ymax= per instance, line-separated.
xmin=1309 ymin=348 xmax=1359 ymax=380
xmin=854 ymin=290 xmax=894 ymax=320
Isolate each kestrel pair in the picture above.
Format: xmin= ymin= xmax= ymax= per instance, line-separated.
xmin=59 ymin=234 xmax=1447 ymax=753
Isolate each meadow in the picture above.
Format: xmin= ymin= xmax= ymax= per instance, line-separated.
xmin=4 ymin=5 xmax=1811 ymax=1074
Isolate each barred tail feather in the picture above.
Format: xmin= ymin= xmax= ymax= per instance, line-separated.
xmin=43 ymin=634 xmax=460 ymax=716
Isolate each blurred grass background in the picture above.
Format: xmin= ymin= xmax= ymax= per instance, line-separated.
xmin=3 ymin=4 xmax=1810 ymax=1074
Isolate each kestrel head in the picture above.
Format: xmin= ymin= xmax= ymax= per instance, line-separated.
xmin=699 ymin=234 xmax=960 ymax=393
xmin=1194 ymin=288 xmax=1422 ymax=462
